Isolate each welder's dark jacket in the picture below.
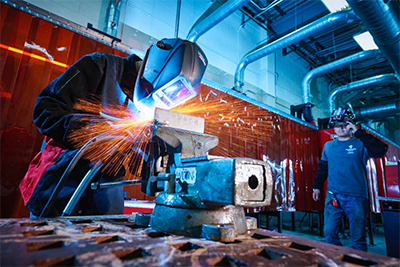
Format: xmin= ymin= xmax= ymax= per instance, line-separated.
xmin=19 ymin=52 xmax=142 ymax=216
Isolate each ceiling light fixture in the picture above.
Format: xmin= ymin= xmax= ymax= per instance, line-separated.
xmin=353 ymin=32 xmax=379 ymax=51
xmin=321 ymin=0 xmax=349 ymax=13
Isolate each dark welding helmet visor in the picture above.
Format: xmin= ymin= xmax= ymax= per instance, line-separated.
xmin=133 ymin=38 xmax=208 ymax=117
xmin=329 ymin=107 xmax=356 ymax=126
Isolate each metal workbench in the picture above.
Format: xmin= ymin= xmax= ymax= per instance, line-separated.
xmin=1 ymin=215 xmax=399 ymax=266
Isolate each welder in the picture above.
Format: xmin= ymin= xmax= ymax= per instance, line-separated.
xmin=312 ymin=107 xmax=388 ymax=251
xmin=19 ymin=38 xmax=208 ymax=217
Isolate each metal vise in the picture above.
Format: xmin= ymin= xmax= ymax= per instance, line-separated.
xmin=148 ymin=108 xmax=273 ymax=242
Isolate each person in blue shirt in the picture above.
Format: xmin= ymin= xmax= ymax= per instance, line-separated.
xmin=312 ymin=107 xmax=388 ymax=251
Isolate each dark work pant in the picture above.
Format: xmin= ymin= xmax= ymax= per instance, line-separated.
xmin=324 ymin=191 xmax=369 ymax=251
xmin=92 ymin=183 xmax=124 ymax=215
xmin=81 ymin=173 xmax=125 ymax=215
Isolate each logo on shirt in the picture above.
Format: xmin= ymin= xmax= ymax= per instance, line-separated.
xmin=346 ymin=145 xmax=356 ymax=154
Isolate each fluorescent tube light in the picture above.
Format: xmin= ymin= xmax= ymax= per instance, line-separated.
xmin=321 ymin=0 xmax=349 ymax=13
xmin=353 ymin=32 xmax=379 ymax=51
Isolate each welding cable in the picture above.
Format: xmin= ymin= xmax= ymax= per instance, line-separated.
xmin=62 ymin=160 xmax=103 ymax=216
xmin=39 ymin=132 xmax=129 ymax=218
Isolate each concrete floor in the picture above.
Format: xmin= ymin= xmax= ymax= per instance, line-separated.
xmin=256 ymin=213 xmax=389 ymax=257
xmin=281 ymin=227 xmax=387 ymax=256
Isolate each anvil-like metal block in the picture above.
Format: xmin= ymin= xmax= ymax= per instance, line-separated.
xmin=154 ymin=108 xmax=205 ymax=133
xmin=152 ymin=108 xmax=218 ymax=158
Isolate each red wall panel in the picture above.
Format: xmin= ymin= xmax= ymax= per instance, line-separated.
xmin=0 ymin=3 xmax=134 ymax=218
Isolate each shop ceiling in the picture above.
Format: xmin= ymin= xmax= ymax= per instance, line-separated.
xmin=239 ymin=0 xmax=399 ymax=106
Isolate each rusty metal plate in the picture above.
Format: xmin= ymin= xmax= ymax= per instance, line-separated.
xmin=1 ymin=215 xmax=399 ymax=266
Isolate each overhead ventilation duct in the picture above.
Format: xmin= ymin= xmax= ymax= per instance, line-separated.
xmin=353 ymin=100 xmax=400 ymax=121
xmin=329 ymin=73 xmax=400 ymax=111
xmin=187 ymin=0 xmax=250 ymax=43
xmin=234 ymin=10 xmax=359 ymax=90
xmin=301 ymin=49 xmax=381 ymax=123
xmin=347 ymin=0 xmax=400 ymax=76
xmin=302 ymin=50 xmax=381 ymax=104
xmin=105 ymin=0 xmax=122 ymax=37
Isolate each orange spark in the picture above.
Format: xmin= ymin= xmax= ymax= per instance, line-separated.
xmin=68 ymin=88 xmax=276 ymax=178
xmin=68 ymin=98 xmax=155 ymax=178
xmin=172 ymin=90 xmax=275 ymax=158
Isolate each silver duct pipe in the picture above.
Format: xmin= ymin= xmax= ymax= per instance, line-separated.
xmin=347 ymin=0 xmax=400 ymax=76
xmin=329 ymin=73 xmax=400 ymax=111
xmin=186 ymin=0 xmax=250 ymax=43
xmin=234 ymin=10 xmax=359 ymax=90
xmin=354 ymin=100 xmax=400 ymax=121
xmin=175 ymin=0 xmax=182 ymax=38
xmin=105 ymin=0 xmax=122 ymax=37
xmin=302 ymin=50 xmax=381 ymax=104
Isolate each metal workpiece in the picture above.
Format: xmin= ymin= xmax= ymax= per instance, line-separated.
xmin=1 ymin=216 xmax=399 ymax=266
xmin=173 ymin=157 xmax=273 ymax=207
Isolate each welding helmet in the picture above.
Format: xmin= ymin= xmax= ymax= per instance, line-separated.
xmin=133 ymin=38 xmax=208 ymax=116
xmin=329 ymin=107 xmax=356 ymax=126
